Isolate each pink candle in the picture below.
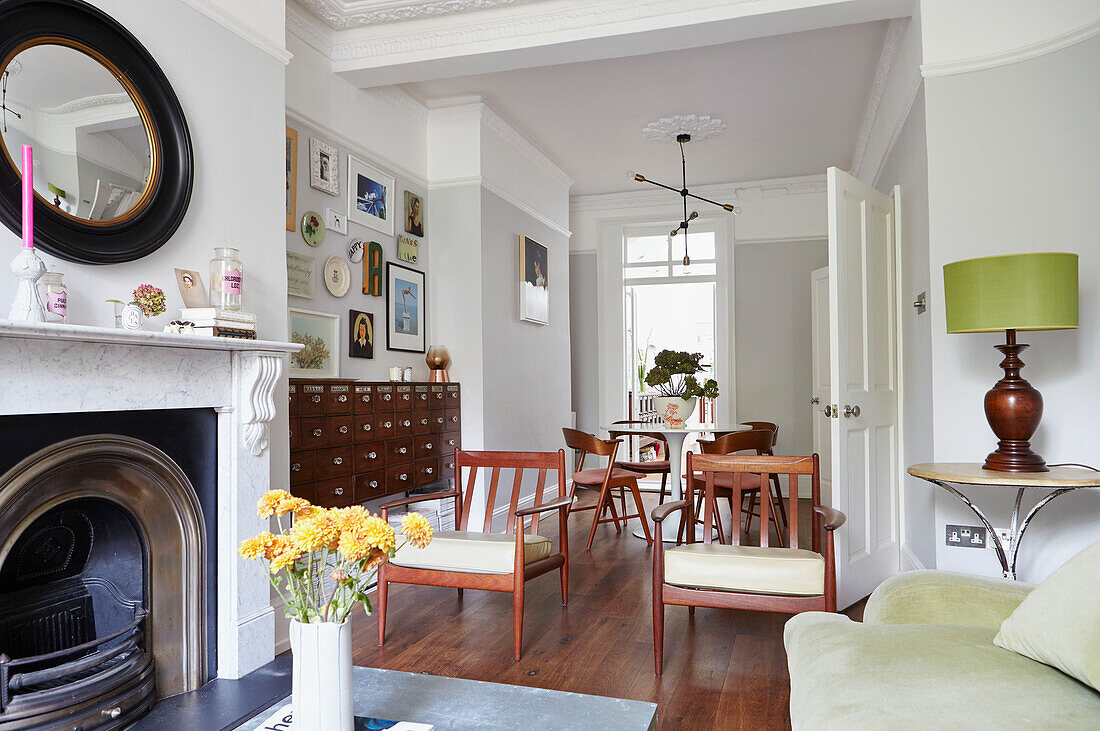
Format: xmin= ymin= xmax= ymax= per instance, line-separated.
xmin=21 ymin=145 xmax=33 ymax=248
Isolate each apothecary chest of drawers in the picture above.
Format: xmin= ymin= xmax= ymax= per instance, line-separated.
xmin=289 ymin=379 xmax=461 ymax=508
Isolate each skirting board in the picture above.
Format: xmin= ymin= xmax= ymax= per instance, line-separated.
xmin=901 ymin=543 xmax=926 ymax=571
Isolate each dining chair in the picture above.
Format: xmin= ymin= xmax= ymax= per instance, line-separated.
xmin=717 ymin=421 xmax=788 ymax=534
xmin=688 ymin=429 xmax=784 ymax=544
xmin=563 ymin=427 xmax=653 ymax=550
xmin=652 ymin=452 xmax=845 ymax=675
xmin=609 ymin=420 xmax=672 ymax=505
xmin=378 ymin=449 xmax=571 ymax=661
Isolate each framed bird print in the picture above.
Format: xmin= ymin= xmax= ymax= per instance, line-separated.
xmin=386 ymin=262 xmax=425 ymax=353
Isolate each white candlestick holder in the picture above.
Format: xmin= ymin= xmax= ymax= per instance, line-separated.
xmin=9 ymin=247 xmax=47 ymax=322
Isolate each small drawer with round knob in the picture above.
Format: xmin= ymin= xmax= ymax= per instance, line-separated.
xmin=439 ymin=457 xmax=456 ymax=479
xmin=354 ymin=442 xmax=386 ymax=472
xmin=374 ymin=387 xmax=395 ymax=410
xmin=325 ymin=384 xmax=353 ymax=414
xmin=414 ymin=457 xmax=439 ymax=487
xmin=445 ymin=407 xmax=460 ymax=427
xmin=298 ymin=384 xmax=327 ymax=416
xmin=314 ymin=477 xmax=353 ymax=508
xmin=387 ymin=464 xmax=412 ymax=488
xmin=328 ymin=416 xmax=353 ymax=446
xmin=415 ymin=434 xmax=439 ymax=459
xmin=315 ymin=446 xmax=352 ymax=479
xmin=353 ymin=415 xmax=375 ymax=443
xmin=440 ymin=431 xmax=460 ymax=455
xmin=289 ymin=418 xmax=301 ymax=450
xmin=289 ymin=452 xmax=314 ymax=485
xmin=396 ymin=417 xmax=415 ymax=436
xmin=389 ymin=438 xmax=413 ymax=465
xmin=353 ymin=385 xmax=375 ymax=414
xmin=413 ymin=410 xmax=432 ymax=435
xmin=354 ymin=471 xmax=385 ymax=501
xmin=301 ymin=417 xmax=328 ymax=447
xmin=373 ymin=415 xmax=395 ymax=439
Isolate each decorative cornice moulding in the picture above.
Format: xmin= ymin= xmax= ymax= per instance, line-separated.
xmin=300 ymin=0 xmax=528 ymax=28
xmin=851 ymin=17 xmax=907 ymax=181
xmin=286 ymin=3 xmax=337 ymax=57
xmin=41 ymin=93 xmax=131 ymax=116
xmin=179 ymin=0 xmax=292 ymax=64
xmin=376 ymin=85 xmax=430 ymax=122
xmin=920 ymin=17 xmax=1100 ymax=79
xmin=569 ymin=174 xmax=826 ymax=213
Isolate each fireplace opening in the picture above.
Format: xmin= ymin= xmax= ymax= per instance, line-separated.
xmin=0 ymin=434 xmax=207 ymax=729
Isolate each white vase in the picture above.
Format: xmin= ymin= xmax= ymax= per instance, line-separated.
xmin=653 ymin=396 xmax=697 ymax=429
xmin=289 ymin=619 xmax=354 ymax=731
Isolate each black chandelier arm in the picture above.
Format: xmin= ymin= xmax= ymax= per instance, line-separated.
xmin=685 ymin=190 xmax=736 ymax=211
xmin=636 ymin=176 xmax=683 ymax=196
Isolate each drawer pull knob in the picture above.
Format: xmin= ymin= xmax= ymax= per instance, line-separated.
xmin=338 ymin=425 xmax=349 ymax=434
xmin=425 ymin=443 xmax=433 ymax=450
xmin=333 ymin=457 xmax=343 ymax=465
xmin=337 ymin=394 xmax=348 ymax=402
xmin=446 ymin=462 xmax=454 ymax=469
xmin=291 ymin=463 xmax=301 ymax=472
xmin=436 ymin=417 xmax=444 ymax=424
xmin=402 ymin=394 xmax=410 ymax=400
xmin=311 ymin=395 xmax=322 ymax=403
xmin=451 ymin=393 xmax=458 ymax=398
xmin=451 ymin=416 xmax=459 ymax=422
xmin=420 ymin=419 xmax=428 ymax=425
xmin=311 ymin=429 xmax=323 ymax=437
xmin=362 ymin=424 xmax=372 ymax=431
xmin=367 ymin=451 xmax=377 ymax=459
xmin=334 ymin=487 xmax=344 ymax=495
xmin=420 ymin=394 xmax=427 ymax=400
xmin=361 ymin=395 xmax=371 ymax=402
xmin=370 ymin=480 xmax=379 ymax=488
xmin=425 ymin=467 xmax=433 ymax=475
xmin=402 ymin=420 xmax=411 ymax=427
xmin=398 ymin=473 xmax=408 ymax=480
xmin=447 ymin=439 xmax=455 ymax=446
xmin=397 ymin=447 xmax=407 ymax=454
xmin=384 ymin=421 xmax=392 ymax=428
xmin=384 ymin=394 xmax=391 ymax=401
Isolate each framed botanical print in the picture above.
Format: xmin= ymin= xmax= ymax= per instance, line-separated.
xmin=288 ymin=308 xmax=339 ymax=378
xmin=348 ymin=309 xmax=374 ymax=359
xmin=347 ymin=155 xmax=394 ymax=235
xmin=386 ymin=262 xmax=425 ymax=353
xmin=309 ymin=137 xmax=339 ymax=196
xmin=285 ymin=126 xmax=297 ymax=231
xmin=520 ymin=235 xmax=549 ymax=325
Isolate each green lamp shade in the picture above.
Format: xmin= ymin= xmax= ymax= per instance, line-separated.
xmin=944 ymin=253 xmax=1078 ymax=333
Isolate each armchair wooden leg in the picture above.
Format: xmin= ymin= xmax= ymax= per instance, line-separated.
xmin=559 ymin=505 xmax=569 ymax=607
xmin=652 ymin=539 xmax=665 ymax=676
xmin=627 ymin=479 xmax=652 ymax=545
xmin=377 ymin=570 xmax=389 ymax=647
xmin=457 ymin=588 xmax=463 ymax=599
xmin=587 ymin=482 xmax=615 ymax=551
xmin=513 ymin=578 xmax=525 ymax=662
xmin=688 ymin=605 xmax=695 ymax=617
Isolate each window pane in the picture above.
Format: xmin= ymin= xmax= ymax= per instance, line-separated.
xmin=624 ymin=265 xmax=668 ymax=279
xmin=673 ymin=263 xmax=717 ymax=277
xmin=625 ymin=235 xmax=669 ymax=264
xmin=672 ymin=231 xmax=715 ymax=261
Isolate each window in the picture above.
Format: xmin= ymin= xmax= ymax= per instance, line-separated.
xmin=622 ymin=228 xmax=717 ymax=282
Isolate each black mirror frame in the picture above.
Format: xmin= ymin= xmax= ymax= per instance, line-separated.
xmin=0 ymin=0 xmax=193 ymax=264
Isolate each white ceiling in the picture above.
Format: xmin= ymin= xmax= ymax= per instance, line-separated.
xmin=402 ymin=21 xmax=889 ymax=196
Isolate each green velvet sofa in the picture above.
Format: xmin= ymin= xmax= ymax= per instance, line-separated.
xmin=783 ymin=570 xmax=1100 ymax=728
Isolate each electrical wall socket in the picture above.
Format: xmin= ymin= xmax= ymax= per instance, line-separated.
xmin=946 ymin=524 xmax=988 ymax=549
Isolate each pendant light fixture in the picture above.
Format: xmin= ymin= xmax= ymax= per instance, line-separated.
xmin=630 ymin=132 xmax=740 ymax=265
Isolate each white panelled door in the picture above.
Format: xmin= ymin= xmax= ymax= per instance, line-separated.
xmin=826 ymin=167 xmax=900 ymax=608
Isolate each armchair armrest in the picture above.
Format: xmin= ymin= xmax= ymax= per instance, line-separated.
xmin=813 ymin=505 xmax=846 ymax=530
xmin=514 ymin=496 xmax=573 ymax=517
xmin=651 ymin=499 xmax=689 ymax=524
xmin=380 ymin=490 xmax=459 ymax=516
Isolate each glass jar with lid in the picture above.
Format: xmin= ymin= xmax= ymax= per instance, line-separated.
xmin=209 ymin=247 xmax=243 ymax=311
xmin=37 ymin=267 xmax=67 ymax=323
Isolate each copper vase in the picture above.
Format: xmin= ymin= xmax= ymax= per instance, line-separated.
xmin=426 ymin=345 xmax=450 ymax=383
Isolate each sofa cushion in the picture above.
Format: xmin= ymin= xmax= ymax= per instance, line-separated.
xmin=994 ymin=539 xmax=1100 ymax=692
xmin=864 ymin=569 xmax=1033 ymax=629
xmin=664 ymin=543 xmax=823 ymax=596
xmin=784 ymin=613 xmax=1100 ymax=730
xmin=391 ymin=531 xmax=552 ymax=574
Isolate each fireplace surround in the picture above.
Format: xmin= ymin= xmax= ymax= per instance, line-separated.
xmin=0 ymin=321 xmax=297 ymax=720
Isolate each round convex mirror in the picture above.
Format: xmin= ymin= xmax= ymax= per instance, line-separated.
xmin=0 ymin=42 xmax=154 ymax=224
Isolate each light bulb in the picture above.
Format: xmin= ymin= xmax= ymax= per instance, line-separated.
xmin=689 ymin=210 xmax=699 ymax=220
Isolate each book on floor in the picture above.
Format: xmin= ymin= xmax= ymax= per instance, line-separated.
xmin=255 ymin=705 xmax=433 ymax=730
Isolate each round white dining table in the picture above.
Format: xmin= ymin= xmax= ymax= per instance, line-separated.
xmin=600 ymin=423 xmax=750 ymax=542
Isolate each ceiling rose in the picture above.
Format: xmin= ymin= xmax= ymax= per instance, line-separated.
xmin=642 ymin=114 xmax=725 ymax=142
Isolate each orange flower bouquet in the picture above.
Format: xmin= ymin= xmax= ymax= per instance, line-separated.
xmin=239 ymin=489 xmax=433 ymax=624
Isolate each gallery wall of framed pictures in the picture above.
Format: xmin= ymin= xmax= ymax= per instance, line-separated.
xmin=285 ymin=115 xmax=430 ymax=379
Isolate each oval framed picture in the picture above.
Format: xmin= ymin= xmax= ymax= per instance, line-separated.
xmin=323 ymin=255 xmax=351 ymax=297
xmin=301 ymin=210 xmax=325 ymax=247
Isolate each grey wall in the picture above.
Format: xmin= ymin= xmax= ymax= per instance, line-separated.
xmin=480 ymin=189 xmax=572 ymax=511
xmin=569 ymin=251 xmax=599 ymax=436
xmin=286 ymin=118 xmax=430 ymax=381
xmin=876 ymin=87 xmax=936 ymax=569
xmin=734 ymin=239 xmax=828 ymax=456
xmin=925 ymin=36 xmax=1100 ymax=581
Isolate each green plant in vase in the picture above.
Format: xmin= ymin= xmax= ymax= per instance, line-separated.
xmin=644 ymin=350 xmax=719 ymax=427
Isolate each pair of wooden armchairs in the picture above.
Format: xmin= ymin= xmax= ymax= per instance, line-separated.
xmin=652 ymin=451 xmax=846 ymax=675
xmin=377 ymin=449 xmax=571 ymax=661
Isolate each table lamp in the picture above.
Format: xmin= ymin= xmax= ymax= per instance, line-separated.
xmin=944 ymin=252 xmax=1078 ymax=472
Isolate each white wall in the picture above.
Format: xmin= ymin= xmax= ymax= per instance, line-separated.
xmin=924 ymin=33 xmax=1100 ymax=581
xmin=569 ymin=251 xmax=599 ymax=436
xmin=734 ymin=239 xmax=828 ymax=457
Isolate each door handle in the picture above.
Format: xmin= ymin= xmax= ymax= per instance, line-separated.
xmin=824 ymin=405 xmax=839 ymax=418
xmin=843 ymin=404 xmax=861 ymax=418
xmin=810 ymin=396 xmax=820 ymax=405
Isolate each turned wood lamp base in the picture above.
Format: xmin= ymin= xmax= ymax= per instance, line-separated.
xmin=983 ymin=329 xmax=1048 ymax=473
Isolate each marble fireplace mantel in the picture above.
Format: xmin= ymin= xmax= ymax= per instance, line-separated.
xmin=0 ymin=319 xmax=301 ymax=682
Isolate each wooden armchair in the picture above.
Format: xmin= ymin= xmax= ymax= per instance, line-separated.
xmin=378 ymin=449 xmax=571 ymax=661
xmin=689 ymin=429 xmax=785 ymax=544
xmin=652 ymin=452 xmax=845 ymax=675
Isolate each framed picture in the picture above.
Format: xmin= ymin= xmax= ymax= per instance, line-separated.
xmin=404 ymin=191 xmax=424 ymax=236
xmin=287 ymin=252 xmax=315 ymax=299
xmin=397 ymin=234 xmax=418 ymax=265
xmin=347 ymin=155 xmax=394 ymax=235
xmin=309 ymin=137 xmax=339 ymax=196
xmin=174 ymin=268 xmax=207 ymax=308
xmin=288 ymin=308 xmax=340 ymax=378
xmin=286 ymin=126 xmax=298 ymax=231
xmin=520 ymin=235 xmax=549 ymax=325
xmin=348 ymin=309 xmax=374 ymax=359
xmin=386 ymin=262 xmax=425 ymax=353
xmin=326 ymin=207 xmax=347 ymax=235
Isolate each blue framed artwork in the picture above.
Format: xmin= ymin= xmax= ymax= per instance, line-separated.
xmin=386 ymin=261 xmax=425 ymax=353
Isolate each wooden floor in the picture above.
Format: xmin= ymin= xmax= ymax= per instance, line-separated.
xmin=352 ymin=490 xmax=862 ymax=730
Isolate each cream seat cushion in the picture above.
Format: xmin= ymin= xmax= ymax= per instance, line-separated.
xmin=391 ymin=530 xmax=552 ymax=574
xmin=664 ymin=543 xmax=824 ymax=596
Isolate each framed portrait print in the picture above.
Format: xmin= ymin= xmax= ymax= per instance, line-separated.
xmin=309 ymin=137 xmax=339 ymax=196
xmin=174 ymin=268 xmax=207 ymax=308
xmin=348 ymin=309 xmax=374 ymax=359
xmin=386 ymin=262 xmax=426 ymax=353
xmin=404 ymin=191 xmax=424 ymax=236
xmin=347 ymin=155 xmax=394 ymax=235
xmin=520 ymin=235 xmax=549 ymax=325
xmin=288 ymin=308 xmax=339 ymax=378
xmin=286 ymin=126 xmax=297 ymax=231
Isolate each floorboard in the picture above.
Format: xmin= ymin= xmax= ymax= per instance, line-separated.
xmin=352 ymin=490 xmax=862 ymax=730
